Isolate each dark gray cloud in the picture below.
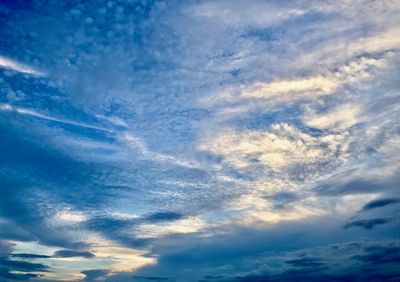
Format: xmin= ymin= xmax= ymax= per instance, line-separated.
xmin=0 ymin=241 xmax=14 ymax=256
xmin=10 ymin=253 xmax=51 ymax=259
xmin=226 ymin=240 xmax=400 ymax=282
xmin=132 ymin=275 xmax=174 ymax=281
xmin=285 ymin=257 xmax=325 ymax=268
xmin=0 ymin=258 xmax=49 ymax=272
xmin=0 ymin=240 xmax=49 ymax=281
xmin=361 ymin=198 xmax=400 ymax=211
xmin=127 ymin=214 xmax=399 ymax=282
xmin=144 ymin=212 xmax=184 ymax=222
xmin=343 ymin=217 xmax=396 ymax=229
xmin=351 ymin=242 xmax=400 ymax=265
xmin=81 ymin=269 xmax=109 ymax=282
xmin=0 ymin=267 xmax=41 ymax=281
xmin=314 ymin=176 xmax=400 ymax=196
xmin=230 ymin=270 xmax=399 ymax=282
xmin=53 ymin=250 xmax=95 ymax=258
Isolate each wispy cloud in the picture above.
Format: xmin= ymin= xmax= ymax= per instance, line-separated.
xmin=0 ymin=55 xmax=45 ymax=76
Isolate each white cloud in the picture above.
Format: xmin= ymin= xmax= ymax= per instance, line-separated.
xmin=54 ymin=209 xmax=88 ymax=224
xmin=0 ymin=103 xmax=111 ymax=132
xmin=93 ymin=245 xmax=155 ymax=273
xmin=243 ymin=75 xmax=339 ymax=100
xmin=303 ymin=103 xmax=362 ymax=131
xmin=296 ymin=26 xmax=400 ymax=69
xmin=136 ymin=217 xmax=207 ymax=239
xmin=200 ymin=123 xmax=346 ymax=171
xmin=122 ymin=132 xmax=199 ymax=168
xmin=185 ymin=0 xmax=305 ymax=27
xmin=200 ymin=55 xmax=390 ymax=113
xmin=0 ymin=55 xmax=45 ymax=76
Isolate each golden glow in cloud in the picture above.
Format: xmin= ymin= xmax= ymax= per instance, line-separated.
xmin=200 ymin=123 xmax=345 ymax=171
xmin=93 ymin=245 xmax=155 ymax=273
xmin=245 ymin=76 xmax=339 ymax=100
xmin=136 ymin=217 xmax=207 ymax=238
xmin=10 ymin=239 xmax=155 ymax=281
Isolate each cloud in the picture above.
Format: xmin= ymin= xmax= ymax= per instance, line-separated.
xmin=53 ymin=249 xmax=95 ymax=258
xmin=315 ymin=174 xmax=400 ymax=196
xmin=132 ymin=275 xmax=174 ymax=281
xmin=136 ymin=216 xmax=207 ymax=239
xmin=343 ymin=217 xmax=396 ymax=229
xmin=0 ymin=268 xmax=41 ymax=281
xmin=0 ymin=240 xmax=14 ymax=255
xmin=185 ymin=0 xmax=305 ymax=28
xmin=0 ymin=0 xmax=399 ymax=280
xmin=81 ymin=269 xmax=109 ymax=282
xmin=0 ymin=258 xmax=49 ymax=272
xmin=352 ymin=243 xmax=400 ymax=265
xmin=243 ymin=75 xmax=339 ymax=100
xmin=122 ymin=133 xmax=199 ymax=168
xmin=132 ymin=220 xmax=400 ymax=282
xmin=228 ymin=240 xmax=400 ymax=282
xmin=361 ymin=198 xmax=400 ymax=211
xmin=285 ymin=257 xmax=325 ymax=268
xmin=297 ymin=26 xmax=400 ymax=68
xmin=303 ymin=103 xmax=362 ymax=131
xmin=0 ymin=55 xmax=45 ymax=76
xmin=0 ymin=103 xmax=112 ymax=133
xmin=10 ymin=253 xmax=51 ymax=259
xmin=144 ymin=212 xmax=184 ymax=222
xmin=91 ymin=245 xmax=155 ymax=273
xmin=267 ymin=191 xmax=300 ymax=209
xmin=200 ymin=123 xmax=343 ymax=172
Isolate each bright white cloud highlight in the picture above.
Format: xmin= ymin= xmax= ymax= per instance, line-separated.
xmin=0 ymin=55 xmax=46 ymax=76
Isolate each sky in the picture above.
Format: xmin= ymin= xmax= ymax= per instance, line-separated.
xmin=0 ymin=0 xmax=399 ymax=281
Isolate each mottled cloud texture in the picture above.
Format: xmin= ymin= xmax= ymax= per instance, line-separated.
xmin=0 ymin=0 xmax=399 ymax=281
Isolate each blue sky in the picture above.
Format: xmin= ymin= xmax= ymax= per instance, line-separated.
xmin=0 ymin=0 xmax=399 ymax=281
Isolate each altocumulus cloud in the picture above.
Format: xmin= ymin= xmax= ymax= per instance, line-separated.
xmin=0 ymin=0 xmax=399 ymax=281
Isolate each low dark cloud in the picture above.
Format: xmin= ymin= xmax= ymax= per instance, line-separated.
xmin=314 ymin=175 xmax=400 ymax=196
xmin=129 ymin=210 xmax=400 ymax=282
xmin=285 ymin=256 xmax=325 ymax=268
xmin=231 ymin=271 xmax=399 ymax=282
xmin=200 ymin=275 xmax=225 ymax=281
xmin=228 ymin=241 xmax=400 ymax=282
xmin=343 ymin=217 xmax=396 ymax=229
xmin=0 ymin=240 xmax=14 ymax=255
xmin=361 ymin=198 xmax=400 ymax=211
xmin=0 ymin=240 xmax=48 ymax=281
xmin=0 ymin=267 xmax=41 ymax=281
xmin=11 ymin=253 xmax=51 ymax=259
xmin=352 ymin=244 xmax=400 ymax=265
xmin=0 ymin=258 xmax=49 ymax=272
xmin=132 ymin=275 xmax=174 ymax=281
xmin=81 ymin=269 xmax=109 ymax=282
xmin=53 ymin=249 xmax=95 ymax=258
xmin=144 ymin=212 xmax=184 ymax=222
